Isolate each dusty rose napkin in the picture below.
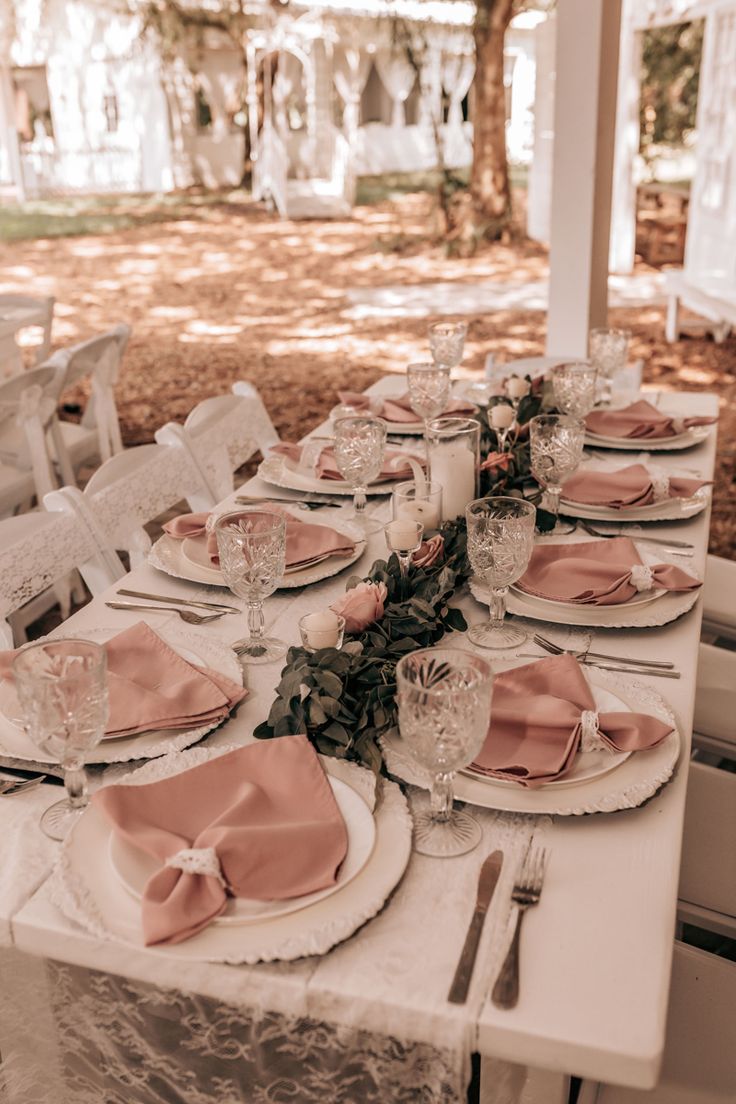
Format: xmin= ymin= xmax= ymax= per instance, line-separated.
xmin=0 ymin=622 xmax=247 ymax=739
xmin=94 ymin=735 xmax=349 ymax=945
xmin=337 ymin=390 xmax=476 ymax=425
xmin=585 ymin=399 xmax=716 ymax=440
xmin=270 ymin=441 xmax=422 ymax=482
xmin=517 ymin=537 xmax=701 ymax=606
xmin=164 ymin=507 xmax=355 ymax=569
xmin=561 ymin=464 xmax=711 ymax=509
xmin=471 ymin=654 xmax=674 ymax=787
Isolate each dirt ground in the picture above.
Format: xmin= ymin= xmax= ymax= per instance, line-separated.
xmin=2 ymin=191 xmax=734 ymax=557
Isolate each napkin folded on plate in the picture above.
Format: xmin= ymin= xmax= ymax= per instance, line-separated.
xmin=270 ymin=442 xmax=423 ymax=482
xmin=164 ymin=507 xmax=356 ymax=569
xmin=337 ymin=390 xmax=476 ymax=425
xmin=561 ymin=463 xmax=711 ymax=509
xmin=585 ymin=399 xmax=716 ymax=440
xmin=517 ymin=536 xmax=701 ymax=606
xmin=94 ymin=735 xmax=349 ymax=945
xmin=0 ymin=622 xmax=247 ymax=739
xmin=470 ymin=654 xmax=674 ymax=787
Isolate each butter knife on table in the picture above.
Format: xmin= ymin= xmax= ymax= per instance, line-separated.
xmin=448 ymin=850 xmax=503 ymax=1004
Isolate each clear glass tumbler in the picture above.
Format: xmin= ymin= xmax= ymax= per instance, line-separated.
xmin=13 ymin=639 xmax=108 ymax=841
xmin=396 ymin=647 xmax=494 ymax=858
xmin=333 ymin=415 xmax=387 ymax=535
xmin=214 ymin=509 xmax=287 ymax=664
xmin=465 ymin=497 xmax=537 ymax=650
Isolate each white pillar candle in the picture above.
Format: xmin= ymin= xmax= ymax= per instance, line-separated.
xmin=398 ymin=499 xmax=440 ymax=530
xmin=490 ymin=404 xmax=515 ymax=429
xmin=430 ymin=445 xmax=476 ymax=521
xmin=506 ymin=376 xmax=531 ymax=400
xmin=301 ymin=610 xmax=340 ymax=649
xmin=386 ymin=518 xmax=422 ymax=551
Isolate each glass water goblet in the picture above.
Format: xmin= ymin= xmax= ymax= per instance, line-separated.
xmin=333 ymin=415 xmax=387 ymax=535
xmin=529 ymin=413 xmax=585 ymax=523
xmin=589 ymin=327 xmax=630 ymax=404
xmin=214 ymin=509 xmax=287 ymax=664
xmin=407 ymin=361 xmax=451 ymax=460
xmin=13 ymin=639 xmax=109 ymax=841
xmin=428 ymin=320 xmax=468 ymax=374
xmin=465 ymin=497 xmax=537 ymax=650
xmin=551 ymin=361 xmax=599 ymax=418
xmin=396 ymin=648 xmax=494 ymax=858
xmin=385 ymin=518 xmax=424 ymax=600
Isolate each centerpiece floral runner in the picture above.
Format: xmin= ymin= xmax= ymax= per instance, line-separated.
xmin=255 ymin=376 xmax=555 ymax=774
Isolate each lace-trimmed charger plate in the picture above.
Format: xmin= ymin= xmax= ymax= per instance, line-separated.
xmin=383 ymin=666 xmax=681 ymax=816
xmin=560 ymin=462 xmax=709 ymax=522
xmin=52 ymin=750 xmax=413 ymax=964
xmin=0 ymin=625 xmax=243 ymax=766
xmin=149 ymin=516 xmax=366 ymax=590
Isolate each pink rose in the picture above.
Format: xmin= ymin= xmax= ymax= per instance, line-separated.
xmin=480 ymin=451 xmax=512 ymax=474
xmin=331 ymin=581 xmax=388 ymax=634
xmin=412 ymin=534 xmax=445 ymax=569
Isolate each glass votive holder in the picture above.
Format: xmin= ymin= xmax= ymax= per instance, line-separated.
xmin=385 ymin=518 xmax=424 ymax=601
xmin=299 ymin=612 xmax=346 ymax=652
xmin=391 ymin=480 xmax=443 ymax=532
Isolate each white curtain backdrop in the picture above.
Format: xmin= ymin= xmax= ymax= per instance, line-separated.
xmin=441 ymin=54 xmax=475 ymax=132
xmin=333 ymin=46 xmax=371 ymax=138
xmin=375 ymin=48 xmax=416 ymax=129
xmin=272 ymin=52 xmax=303 ymax=137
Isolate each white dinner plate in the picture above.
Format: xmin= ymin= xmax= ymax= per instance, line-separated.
xmin=109 ymin=775 xmax=376 ymax=925
xmin=511 ymin=582 xmax=665 ymax=613
xmin=53 ymin=750 xmax=414 ymax=964
xmin=559 ymin=487 xmax=708 ymax=523
xmin=0 ymin=625 xmax=243 ymax=766
xmin=383 ymin=666 xmax=681 ymax=816
xmin=584 ymin=425 xmax=711 ymax=451
xmin=149 ymin=516 xmax=366 ymax=591
xmin=258 ymin=455 xmax=408 ymax=497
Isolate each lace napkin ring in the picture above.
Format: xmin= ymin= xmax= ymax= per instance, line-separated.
xmin=165 ymin=847 xmax=228 ymax=889
xmin=579 ymin=710 xmax=610 ymax=754
xmin=629 ymin=563 xmax=655 ymax=592
xmin=650 ymin=472 xmax=671 ymax=502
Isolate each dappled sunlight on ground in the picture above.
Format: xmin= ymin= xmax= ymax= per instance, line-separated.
xmin=1 ymin=191 xmax=733 ymax=556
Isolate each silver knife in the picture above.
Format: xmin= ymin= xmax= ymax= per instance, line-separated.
xmin=116 ymin=589 xmax=240 ymax=614
xmin=448 ymin=850 xmax=503 ymax=1004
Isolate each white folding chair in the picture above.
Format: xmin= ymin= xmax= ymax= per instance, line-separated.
xmin=577 ymin=943 xmax=736 ymax=1103
xmin=155 ymin=381 xmax=279 ymax=511
xmin=0 ymin=510 xmax=94 ymax=646
xmin=0 ymin=365 xmax=62 ymax=507
xmin=44 ymin=441 xmax=204 ymax=595
xmin=45 ymin=324 xmax=131 ymax=484
xmin=0 ymin=293 xmax=55 ymax=377
xmin=700 ymin=553 xmax=736 ymax=643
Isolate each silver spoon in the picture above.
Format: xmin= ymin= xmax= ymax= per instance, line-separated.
xmin=105 ymin=601 xmax=225 ymax=625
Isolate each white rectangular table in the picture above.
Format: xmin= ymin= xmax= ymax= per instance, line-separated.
xmin=0 ymin=387 xmax=718 ymax=1103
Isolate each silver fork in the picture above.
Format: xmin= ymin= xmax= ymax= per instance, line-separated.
xmin=491 ymin=843 xmax=547 ymax=1009
xmin=575 ymin=518 xmax=694 ymax=551
xmin=104 ymin=601 xmax=224 ymax=625
xmin=0 ymin=776 xmax=46 ymax=796
xmin=533 ymin=633 xmax=676 ymax=670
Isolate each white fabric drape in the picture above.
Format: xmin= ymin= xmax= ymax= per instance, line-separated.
xmin=375 ymin=48 xmax=416 ymax=129
xmin=441 ymin=54 xmax=475 ymax=132
xmin=333 ymin=46 xmax=371 ymax=137
xmin=272 ymin=52 xmax=302 ymax=136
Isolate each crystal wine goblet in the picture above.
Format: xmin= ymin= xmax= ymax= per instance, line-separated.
xmin=465 ymin=497 xmax=537 ymax=650
xmin=396 ymin=647 xmax=494 ymax=858
xmin=551 ymin=361 xmax=599 ymax=418
xmin=589 ymin=327 xmax=630 ymax=404
xmin=428 ymin=320 xmax=468 ymax=374
xmin=214 ymin=509 xmax=287 ymax=664
xmin=407 ymin=361 xmax=451 ymax=460
xmin=529 ymin=413 xmax=585 ymax=522
xmin=333 ymin=414 xmax=387 ymax=535
xmin=12 ymin=639 xmax=109 ymax=841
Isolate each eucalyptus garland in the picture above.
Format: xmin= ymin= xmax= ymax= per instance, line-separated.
xmin=253 ymin=520 xmax=471 ymax=775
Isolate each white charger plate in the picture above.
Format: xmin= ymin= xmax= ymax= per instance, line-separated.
xmin=0 ymin=625 xmax=243 ymax=766
xmin=52 ymin=750 xmax=414 ymax=964
xmin=109 ymin=775 xmax=376 ymax=925
xmin=584 ymin=425 xmax=711 ymax=451
xmin=149 ymin=516 xmax=366 ymax=590
xmin=559 ymin=488 xmax=708 ymax=523
xmin=383 ymin=667 xmax=680 ymax=816
xmin=258 ymin=455 xmax=406 ymax=497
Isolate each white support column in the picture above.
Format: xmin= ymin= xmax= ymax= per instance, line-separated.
xmin=546 ymin=0 xmax=622 ymax=358
xmin=0 ymin=65 xmax=25 ymax=202
xmin=609 ymin=0 xmax=642 ymax=275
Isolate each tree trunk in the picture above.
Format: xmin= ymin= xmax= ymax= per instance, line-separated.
xmin=469 ymin=0 xmax=515 ymax=238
